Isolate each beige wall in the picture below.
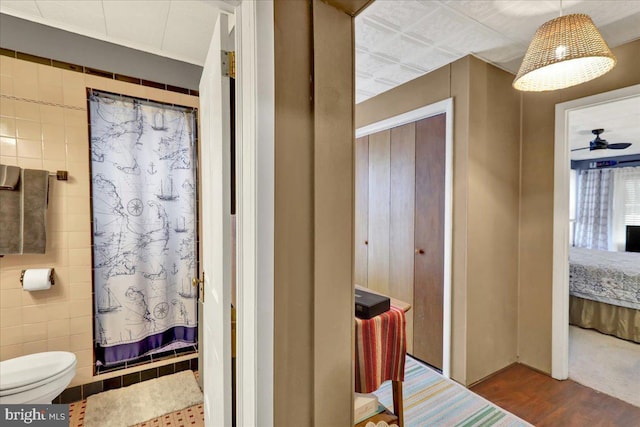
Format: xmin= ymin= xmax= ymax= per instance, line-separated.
xmin=355 ymin=55 xmax=521 ymax=385
xmin=450 ymin=59 xmax=471 ymax=384
xmin=312 ymin=0 xmax=354 ymax=424
xmin=0 ymin=55 xmax=198 ymax=387
xmin=273 ymin=0 xmax=314 ymax=423
xmin=518 ymin=39 xmax=640 ymax=373
xmin=273 ymin=0 xmax=354 ymax=425
xmin=465 ymin=57 xmax=520 ymax=384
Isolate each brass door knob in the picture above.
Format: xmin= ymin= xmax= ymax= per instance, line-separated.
xmin=416 ymin=249 xmax=425 ymax=254
xmin=192 ymin=273 xmax=205 ymax=303
xmin=365 ymin=240 xmax=368 ymax=245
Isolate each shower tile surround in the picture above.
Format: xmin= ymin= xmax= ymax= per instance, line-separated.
xmin=0 ymin=50 xmax=199 ymax=388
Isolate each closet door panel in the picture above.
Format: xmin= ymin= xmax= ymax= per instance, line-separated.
xmin=367 ymin=130 xmax=391 ymax=295
xmin=390 ymin=123 xmax=416 ymax=354
xmin=354 ymin=136 xmax=369 ymax=287
xmin=414 ymin=114 xmax=446 ymax=369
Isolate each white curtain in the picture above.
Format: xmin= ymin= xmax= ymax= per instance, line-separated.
xmin=574 ymin=169 xmax=613 ymax=250
xmin=611 ymin=166 xmax=640 ymax=250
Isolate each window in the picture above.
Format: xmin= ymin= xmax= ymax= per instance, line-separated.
xmin=622 ymin=169 xmax=640 ymax=225
xmin=612 ymin=166 xmax=640 ymax=251
xmin=569 ymin=169 xmax=577 ymax=246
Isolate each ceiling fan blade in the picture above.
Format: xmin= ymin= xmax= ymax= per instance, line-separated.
xmin=571 ymin=147 xmax=591 ymax=151
xmin=607 ymin=143 xmax=632 ymax=150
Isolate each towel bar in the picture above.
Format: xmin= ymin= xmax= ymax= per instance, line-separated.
xmin=48 ymin=171 xmax=68 ymax=181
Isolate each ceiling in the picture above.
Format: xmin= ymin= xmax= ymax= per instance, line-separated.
xmin=355 ymin=0 xmax=640 ymax=103
xmin=0 ymin=0 xmax=236 ymax=66
xmin=568 ymin=95 xmax=640 ymax=161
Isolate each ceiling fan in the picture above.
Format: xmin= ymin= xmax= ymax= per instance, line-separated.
xmin=571 ymin=129 xmax=632 ymax=152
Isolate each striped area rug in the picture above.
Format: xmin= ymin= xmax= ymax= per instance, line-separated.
xmin=373 ymin=357 xmax=532 ymax=427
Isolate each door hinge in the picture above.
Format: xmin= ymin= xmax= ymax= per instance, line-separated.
xmin=221 ymin=50 xmax=236 ymax=79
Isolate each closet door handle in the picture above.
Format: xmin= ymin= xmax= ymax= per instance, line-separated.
xmin=365 ymin=240 xmax=368 ymax=245
xmin=415 ymin=249 xmax=425 ymax=255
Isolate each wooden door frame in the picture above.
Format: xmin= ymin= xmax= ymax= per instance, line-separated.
xmin=356 ymin=98 xmax=454 ymax=378
xmin=551 ymin=84 xmax=640 ymax=380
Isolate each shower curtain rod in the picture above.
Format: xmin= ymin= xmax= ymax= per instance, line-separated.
xmin=89 ymin=89 xmax=197 ymax=112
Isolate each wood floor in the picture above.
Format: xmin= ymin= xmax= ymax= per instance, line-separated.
xmin=470 ymin=363 xmax=640 ymax=427
xmin=65 ymin=364 xmax=639 ymax=427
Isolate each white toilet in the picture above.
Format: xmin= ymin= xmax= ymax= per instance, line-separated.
xmin=0 ymin=351 xmax=77 ymax=404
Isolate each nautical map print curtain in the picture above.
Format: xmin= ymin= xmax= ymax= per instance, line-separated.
xmin=89 ymin=90 xmax=198 ymax=366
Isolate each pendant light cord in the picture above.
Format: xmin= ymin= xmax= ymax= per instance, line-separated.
xmin=560 ymin=0 xmax=563 ymax=17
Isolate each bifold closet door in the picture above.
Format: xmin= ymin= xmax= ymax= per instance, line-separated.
xmin=413 ymin=114 xmax=446 ymax=370
xmin=367 ymin=130 xmax=391 ymax=295
xmin=354 ymin=136 xmax=369 ymax=287
xmin=390 ymin=123 xmax=416 ymax=354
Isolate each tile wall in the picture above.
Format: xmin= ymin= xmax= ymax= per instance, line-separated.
xmin=0 ymin=53 xmax=199 ymax=387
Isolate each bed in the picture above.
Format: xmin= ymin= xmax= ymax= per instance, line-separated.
xmin=569 ymin=247 xmax=640 ymax=343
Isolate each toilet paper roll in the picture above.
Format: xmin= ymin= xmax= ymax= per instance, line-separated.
xmin=22 ymin=268 xmax=54 ymax=291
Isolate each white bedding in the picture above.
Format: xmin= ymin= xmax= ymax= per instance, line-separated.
xmin=569 ymin=247 xmax=640 ymax=310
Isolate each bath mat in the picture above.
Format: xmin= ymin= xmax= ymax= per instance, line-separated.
xmin=84 ymin=370 xmax=203 ymax=427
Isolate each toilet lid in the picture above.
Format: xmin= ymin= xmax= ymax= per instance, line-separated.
xmin=0 ymin=352 xmax=77 ymax=391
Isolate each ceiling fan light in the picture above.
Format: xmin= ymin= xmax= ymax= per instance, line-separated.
xmin=513 ymin=14 xmax=616 ymax=92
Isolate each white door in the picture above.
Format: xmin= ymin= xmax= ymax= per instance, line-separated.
xmin=199 ymin=13 xmax=232 ymax=427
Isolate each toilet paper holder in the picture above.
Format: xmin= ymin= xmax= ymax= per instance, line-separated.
xmin=20 ymin=269 xmax=55 ymax=287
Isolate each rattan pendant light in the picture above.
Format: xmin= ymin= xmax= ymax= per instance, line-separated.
xmin=513 ymin=12 xmax=616 ymax=91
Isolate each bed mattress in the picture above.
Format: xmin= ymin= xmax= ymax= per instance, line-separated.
xmin=569 ymin=247 xmax=640 ymax=310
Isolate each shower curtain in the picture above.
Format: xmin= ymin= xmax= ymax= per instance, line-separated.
xmin=89 ymin=90 xmax=198 ymax=366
